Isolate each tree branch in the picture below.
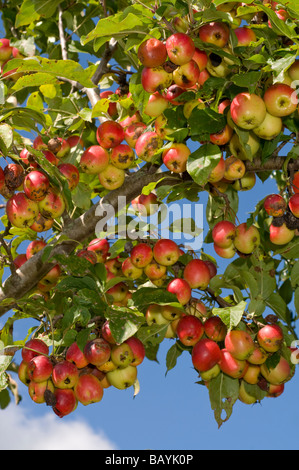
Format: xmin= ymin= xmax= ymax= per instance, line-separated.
xmin=0 ymin=169 xmax=178 ymax=317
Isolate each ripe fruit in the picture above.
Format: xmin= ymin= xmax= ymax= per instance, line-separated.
xmin=141 ymin=66 xmax=172 ymax=94
xmin=0 ymin=38 xmax=12 ymax=62
xmin=269 ymin=223 xmax=295 ymax=245
xmin=292 ymin=172 xmax=299 ymax=193
xmin=22 ymin=338 xmax=49 ymax=363
xmin=198 ymin=22 xmax=229 ymax=48
xmin=192 ymin=48 xmax=208 ymax=71
xmin=252 ymin=112 xmax=283 ymax=140
xmin=238 ymin=380 xmax=257 ymax=405
xmin=6 ymin=192 xmax=39 ymax=228
xmin=58 ymin=163 xmax=80 ymax=191
xmin=247 ymin=344 xmax=268 ymax=365
xmin=264 ymin=194 xmax=287 ymax=217
xmin=153 ymin=239 xmax=180 ymax=266
xmin=53 ymin=388 xmax=77 ymax=418
xmin=257 ymin=324 xmax=284 ymax=353
xmin=212 ymin=220 xmax=236 ymax=248
xmin=106 ymin=365 xmax=138 ymax=390
xmin=144 ymin=92 xmax=169 ymax=117
xmin=230 ymin=92 xmax=267 ymax=130
xmin=23 ymin=171 xmax=50 ymax=202
xmin=192 ymin=338 xmax=221 ymax=372
xmin=144 ymin=261 xmax=167 ymax=280
xmin=132 ymin=192 xmax=159 ymax=217
xmin=260 ymin=356 xmax=291 ymax=385
xmin=83 ymin=338 xmax=111 ymax=367
xmin=218 ymin=349 xmax=248 ymax=379
xmin=145 ymin=304 xmax=169 ymax=326
xmin=162 ymin=143 xmax=190 ymax=174
xmin=173 ymin=60 xmax=200 ymax=88
xmin=233 ymin=223 xmax=260 ymax=254
xmin=124 ymin=122 xmax=147 ymax=148
xmin=135 ymin=131 xmax=163 ymax=163
xmin=125 ymin=337 xmax=145 ymax=366
xmin=232 ymin=172 xmax=256 ymax=191
xmin=289 ymin=193 xmax=299 ymax=218
xmin=130 ymin=243 xmax=153 ymax=268
xmin=167 ymin=278 xmax=192 ymax=305
xmin=234 ymin=27 xmax=256 ymax=46
xmin=137 ymin=38 xmax=167 ymax=67
xmin=27 ymin=355 xmax=53 ymax=383
xmin=96 ymin=120 xmax=125 ymax=149
xmin=26 ymin=239 xmax=47 ymax=259
xmin=98 ymin=164 xmax=125 ymax=190
xmin=111 ymin=343 xmax=134 ymax=368
xmin=224 ymin=329 xmax=255 ymax=360
xmin=263 ymin=83 xmax=297 ymax=117
xmin=165 ymin=33 xmax=195 ymax=65
xmin=80 ymin=145 xmax=109 ymax=174
xmin=110 ymin=144 xmax=135 ymax=169
xmin=122 ymin=257 xmax=143 ymax=280
xmin=52 ymin=360 xmax=79 ymax=389
xmin=38 ymin=188 xmax=66 ymax=219
xmin=176 ymin=315 xmax=204 ymax=346
xmin=183 ymin=259 xmax=211 ymax=290
xmin=207 ymin=156 xmax=226 ymax=183
xmin=66 ymin=342 xmax=89 ymax=369
xmin=28 ymin=379 xmax=54 ymax=404
xmin=243 ymin=364 xmax=261 ymax=385
xmin=224 ymin=156 xmax=246 ymax=181
xmin=204 ymin=316 xmax=227 ymax=342
xmin=13 ymin=253 xmax=28 ymax=269
xmin=87 ymin=238 xmax=110 ymax=263
xmin=74 ymin=373 xmax=104 ymax=405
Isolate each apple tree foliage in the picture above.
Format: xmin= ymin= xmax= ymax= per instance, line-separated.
xmin=0 ymin=0 xmax=299 ymax=427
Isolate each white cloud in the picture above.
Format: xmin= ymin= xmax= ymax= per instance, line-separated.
xmin=0 ymin=404 xmax=117 ymax=450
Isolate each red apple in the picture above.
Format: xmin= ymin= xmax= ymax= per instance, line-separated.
xmin=289 ymin=193 xmax=299 ymax=218
xmin=111 ymin=343 xmax=134 ymax=368
xmin=260 ymin=356 xmax=291 ymax=385
xmin=0 ymin=38 xmax=12 ymax=62
xmin=130 ymin=243 xmax=153 ymax=268
xmin=257 ymin=324 xmax=284 ymax=353
xmin=192 ymin=338 xmax=221 ymax=372
xmin=165 ymin=32 xmax=195 ymax=65
xmin=135 ymin=131 xmax=163 ymax=163
xmin=106 ymin=364 xmax=137 ymax=390
xmin=96 ymin=120 xmax=125 ymax=149
xmin=208 ymin=156 xmax=226 ymax=183
xmin=84 ymin=338 xmax=111 ymax=367
xmin=144 ymin=261 xmax=167 ymax=280
xmin=28 ymin=379 xmax=54 ymax=404
xmin=233 ymin=223 xmax=260 ymax=254
xmin=167 ymin=278 xmax=192 ymax=305
xmin=13 ymin=253 xmax=28 ymax=269
xmin=66 ymin=342 xmax=89 ymax=369
xmin=224 ymin=329 xmax=255 ymax=360
xmin=234 ymin=27 xmax=256 ymax=46
xmin=204 ymin=316 xmax=227 ymax=342
xmin=173 ymin=60 xmax=200 ymax=88
xmin=176 ymin=315 xmax=204 ymax=346
xmin=80 ymin=145 xmax=109 ymax=174
xmin=292 ymin=171 xmax=299 ymax=194
xmin=269 ymin=223 xmax=295 ymax=245
xmin=122 ymin=257 xmax=143 ymax=280
xmin=218 ymin=348 xmax=248 ymax=378
xmin=26 ymin=239 xmax=47 ymax=259
xmin=124 ymin=122 xmax=147 ymax=148
xmin=27 ymin=355 xmax=53 ymax=383
xmin=192 ymin=48 xmax=208 ymax=71
xmin=153 ymin=238 xmax=181 ymax=266
xmin=230 ymin=92 xmax=267 ymax=130
xmin=74 ymin=373 xmax=104 ymax=405
xmin=212 ymin=220 xmax=236 ymax=248
xmin=21 ymin=338 xmax=49 ymax=363
xmin=98 ymin=164 xmax=125 ymax=190
xmin=263 ymin=83 xmax=297 ymax=117
xmin=183 ymin=259 xmax=211 ymax=290
xmin=87 ymin=238 xmax=110 ymax=263
xmin=23 ymin=170 xmax=50 ymax=202
xmin=144 ymin=91 xmax=169 ymax=117
xmin=198 ymin=22 xmax=229 ymax=48
xmin=6 ymin=192 xmax=39 ymax=228
xmin=264 ymin=194 xmax=286 ymax=217
xmin=162 ymin=143 xmax=190 ymax=173
xmin=53 ymin=388 xmax=77 ymax=417
xmin=110 ymin=143 xmax=135 ymax=169
xmin=224 ymin=156 xmax=246 ymax=181
xmin=58 ymin=163 xmax=80 ymax=191
xmin=141 ymin=66 xmax=172 ymax=94
xmin=138 ymin=38 xmax=167 ymax=67
xmin=125 ymin=337 xmax=145 ymax=366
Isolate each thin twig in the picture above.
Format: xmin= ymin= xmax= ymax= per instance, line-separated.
xmin=58 ymin=6 xmax=68 ymax=61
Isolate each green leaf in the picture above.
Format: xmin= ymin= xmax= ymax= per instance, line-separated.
xmin=265 ymin=293 xmax=287 ymax=322
xmin=132 ymin=287 xmax=182 ymax=312
xmin=187 ymin=143 xmax=222 ymax=186
xmin=188 ymin=108 xmax=226 ymax=138
xmin=15 ymin=0 xmax=62 ymax=27
xmin=165 ymin=342 xmax=183 ymax=375
xmin=106 ymin=308 xmax=145 ymax=344
xmin=0 ymin=123 xmax=13 ymax=154
xmin=12 ymin=73 xmax=58 ymax=91
xmin=208 ymin=373 xmax=240 ymax=428
xmin=291 ymin=261 xmax=299 ymax=288
xmin=212 ymin=301 xmax=247 ymax=331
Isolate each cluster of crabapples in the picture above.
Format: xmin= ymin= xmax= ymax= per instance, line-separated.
xmin=18 ymin=333 xmax=146 ymax=418
xmin=211 ymin=219 xmax=261 ymax=260
xmin=185 ymin=316 xmax=295 ymax=405
xmin=263 ymin=183 xmax=299 ymax=246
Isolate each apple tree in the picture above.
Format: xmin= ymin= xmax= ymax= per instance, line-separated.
xmin=0 ymin=0 xmax=299 ymax=427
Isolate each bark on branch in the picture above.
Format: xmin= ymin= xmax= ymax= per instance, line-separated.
xmin=0 ymin=169 xmax=178 ymax=317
